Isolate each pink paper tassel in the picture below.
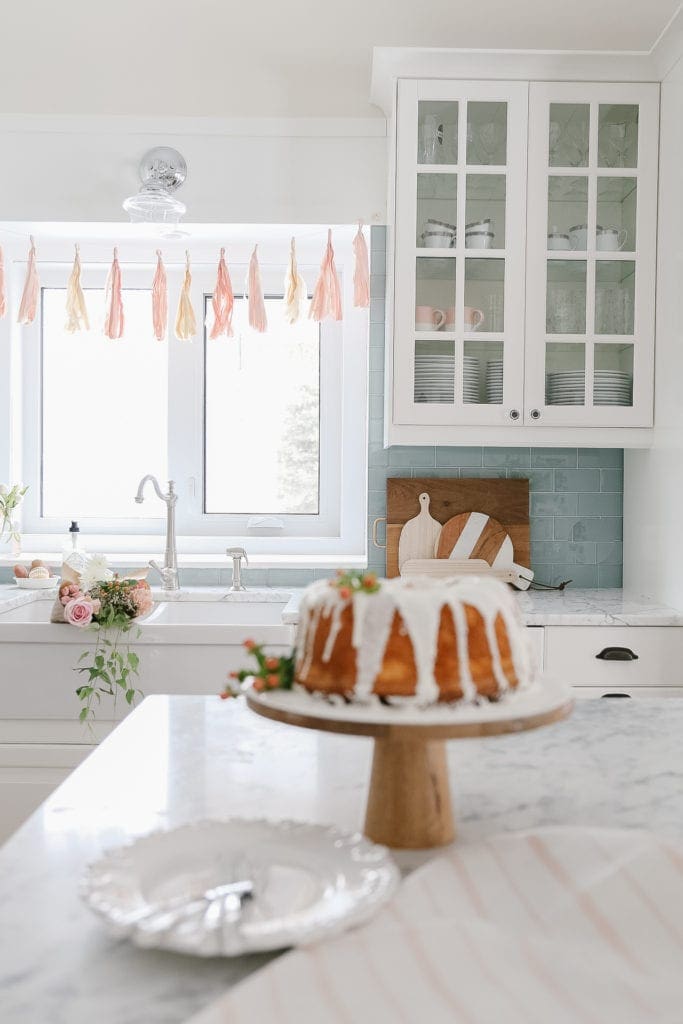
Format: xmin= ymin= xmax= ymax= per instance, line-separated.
xmin=175 ymin=251 xmax=197 ymax=341
xmin=0 ymin=246 xmax=6 ymax=320
xmin=247 ymin=245 xmax=267 ymax=333
xmin=209 ymin=247 xmax=234 ymax=339
xmin=152 ymin=250 xmax=168 ymax=341
xmin=65 ymin=244 xmax=90 ymax=333
xmin=352 ymin=223 xmax=370 ymax=308
xmin=103 ymin=247 xmax=124 ymax=339
xmin=309 ymin=229 xmax=342 ymax=322
xmin=17 ymin=236 xmax=40 ymax=326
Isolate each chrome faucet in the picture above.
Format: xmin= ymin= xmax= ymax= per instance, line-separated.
xmin=135 ymin=475 xmax=180 ymax=592
xmin=226 ymin=547 xmax=248 ymax=591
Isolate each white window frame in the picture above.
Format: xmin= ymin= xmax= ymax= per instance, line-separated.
xmin=4 ymin=225 xmax=368 ymax=563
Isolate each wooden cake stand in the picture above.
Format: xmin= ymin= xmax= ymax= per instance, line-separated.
xmin=246 ymin=681 xmax=573 ymax=850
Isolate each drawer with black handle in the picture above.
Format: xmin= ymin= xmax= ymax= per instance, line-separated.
xmin=544 ymin=626 xmax=683 ymax=688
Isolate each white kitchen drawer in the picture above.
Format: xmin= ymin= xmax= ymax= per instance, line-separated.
xmin=573 ymin=686 xmax=683 ymax=700
xmin=526 ymin=627 xmax=544 ymax=671
xmin=545 ymin=627 xmax=683 ymax=687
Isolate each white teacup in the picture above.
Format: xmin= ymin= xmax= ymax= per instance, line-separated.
xmin=464 ymin=306 xmax=485 ymax=331
xmin=597 ymin=227 xmax=628 ymax=251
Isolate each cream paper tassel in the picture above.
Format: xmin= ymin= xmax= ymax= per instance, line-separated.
xmin=283 ymin=236 xmax=307 ymax=324
xmin=65 ymin=244 xmax=90 ymax=333
xmin=175 ymin=251 xmax=197 ymax=341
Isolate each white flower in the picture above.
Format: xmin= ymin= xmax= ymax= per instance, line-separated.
xmin=79 ymin=554 xmax=114 ymax=593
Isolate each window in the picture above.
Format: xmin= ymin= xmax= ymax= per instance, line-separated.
xmin=15 ymin=227 xmax=368 ymax=560
xmin=204 ymin=296 xmax=320 ymax=516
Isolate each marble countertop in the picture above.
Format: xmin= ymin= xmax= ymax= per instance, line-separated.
xmin=0 ymin=583 xmax=681 ymax=628
xmin=2 ymin=694 xmax=683 ymax=1024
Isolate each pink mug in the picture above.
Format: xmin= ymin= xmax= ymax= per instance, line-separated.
xmin=444 ymin=307 xmax=456 ymax=330
xmin=464 ymin=306 xmax=485 ymax=331
xmin=415 ymin=305 xmax=446 ymax=331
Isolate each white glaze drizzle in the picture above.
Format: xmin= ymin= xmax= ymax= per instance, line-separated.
xmin=295 ymin=575 xmax=532 ymax=704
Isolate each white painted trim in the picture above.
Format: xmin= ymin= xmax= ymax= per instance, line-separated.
xmin=650 ymin=3 xmax=683 ymax=80
xmin=371 ymin=47 xmax=662 ymax=115
xmin=0 ymin=114 xmax=387 ymax=139
xmin=385 ymin=422 xmax=654 ymax=448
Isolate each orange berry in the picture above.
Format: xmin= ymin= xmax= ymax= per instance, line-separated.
xmin=363 ymin=572 xmax=377 ymax=587
xmin=338 ymin=586 xmax=351 ymax=600
xmin=219 ymin=690 xmax=231 ymax=700
xmin=253 ymin=678 xmax=265 ymax=692
xmin=244 ymin=639 xmax=257 ymax=651
xmin=265 ymin=657 xmax=279 ymax=671
xmin=266 ymin=674 xmax=280 ymax=688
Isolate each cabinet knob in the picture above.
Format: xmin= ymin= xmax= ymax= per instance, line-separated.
xmin=530 ymin=408 xmax=541 ymax=420
xmin=508 ymin=408 xmax=520 ymax=421
xmin=600 ymin=692 xmax=632 ymax=698
xmin=596 ymin=647 xmax=639 ymax=661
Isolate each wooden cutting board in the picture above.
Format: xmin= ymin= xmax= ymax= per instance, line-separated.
xmin=436 ymin=512 xmax=511 ymax=565
xmin=386 ymin=477 xmax=529 ymax=578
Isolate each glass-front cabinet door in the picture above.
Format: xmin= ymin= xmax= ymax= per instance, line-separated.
xmin=525 ymin=82 xmax=659 ymax=427
xmin=393 ymin=80 xmax=528 ymax=426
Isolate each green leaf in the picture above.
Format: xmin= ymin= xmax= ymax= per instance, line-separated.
xmin=79 ymin=707 xmax=89 ymax=723
xmin=125 ymin=689 xmax=135 ymax=705
xmin=127 ymin=652 xmax=140 ymax=670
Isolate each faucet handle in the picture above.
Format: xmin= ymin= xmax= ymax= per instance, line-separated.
xmin=226 ymin=546 xmax=248 ymax=566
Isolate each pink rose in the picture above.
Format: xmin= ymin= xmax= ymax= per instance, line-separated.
xmin=131 ymin=587 xmax=153 ymax=617
xmin=64 ymin=597 xmax=95 ymax=628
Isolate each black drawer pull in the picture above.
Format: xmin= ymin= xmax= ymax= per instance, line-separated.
xmin=601 ymin=692 xmax=632 ymax=698
xmin=596 ymin=647 xmax=639 ymax=662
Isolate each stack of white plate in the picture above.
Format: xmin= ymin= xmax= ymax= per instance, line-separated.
xmin=546 ymin=370 xmax=586 ymax=405
xmin=485 ymin=358 xmax=503 ymax=404
xmin=414 ymin=353 xmax=455 ymax=403
xmin=463 ymin=356 xmax=481 ymax=404
xmin=593 ymin=370 xmax=632 ymax=406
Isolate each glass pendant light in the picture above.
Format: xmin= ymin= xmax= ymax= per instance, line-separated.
xmin=123 ymin=147 xmax=188 ymax=226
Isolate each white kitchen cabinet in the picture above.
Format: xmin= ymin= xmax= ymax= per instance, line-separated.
xmin=387 ymin=78 xmax=659 ymax=445
xmin=525 ymin=83 xmax=659 ymax=429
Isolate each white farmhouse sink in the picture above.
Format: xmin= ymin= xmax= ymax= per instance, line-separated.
xmin=146 ymin=600 xmax=286 ymax=626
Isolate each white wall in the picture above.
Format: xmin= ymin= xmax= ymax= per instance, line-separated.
xmin=623 ymin=55 xmax=683 ymax=604
xmin=0 ymin=116 xmax=387 ymax=225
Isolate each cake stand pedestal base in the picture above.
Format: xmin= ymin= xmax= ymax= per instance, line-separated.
xmin=246 ymin=680 xmax=573 ymax=850
xmin=364 ymin=738 xmax=454 ymax=848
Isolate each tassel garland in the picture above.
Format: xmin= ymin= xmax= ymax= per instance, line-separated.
xmin=17 ymin=236 xmax=40 ymax=326
xmin=310 ymin=229 xmax=342 ymax=322
xmin=103 ymin=247 xmax=124 ymax=339
xmin=352 ymin=222 xmax=370 ymax=308
xmin=10 ymin=228 xmax=365 ymax=334
xmin=0 ymin=246 xmax=6 ymax=320
xmin=283 ymin=237 xmax=307 ymax=325
xmin=247 ymin=245 xmax=267 ymax=333
xmin=65 ymin=244 xmax=90 ymax=333
xmin=208 ymin=247 xmax=234 ymax=339
xmin=152 ymin=250 xmax=168 ymax=341
xmin=175 ymin=251 xmax=197 ymax=341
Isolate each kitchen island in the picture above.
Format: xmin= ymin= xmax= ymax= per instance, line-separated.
xmin=1 ymin=694 xmax=683 ymax=1023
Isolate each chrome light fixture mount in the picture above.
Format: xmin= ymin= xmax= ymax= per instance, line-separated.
xmin=123 ymin=146 xmax=188 ymax=226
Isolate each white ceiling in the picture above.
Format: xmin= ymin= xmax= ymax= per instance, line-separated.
xmin=1 ymin=0 xmax=679 ymax=118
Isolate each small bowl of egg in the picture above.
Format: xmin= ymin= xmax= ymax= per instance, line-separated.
xmin=13 ymin=560 xmax=59 ymax=590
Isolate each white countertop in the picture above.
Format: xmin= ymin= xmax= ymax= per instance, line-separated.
xmin=0 ymin=583 xmax=681 ymax=628
xmin=1 ymin=694 xmax=683 ymax=1023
